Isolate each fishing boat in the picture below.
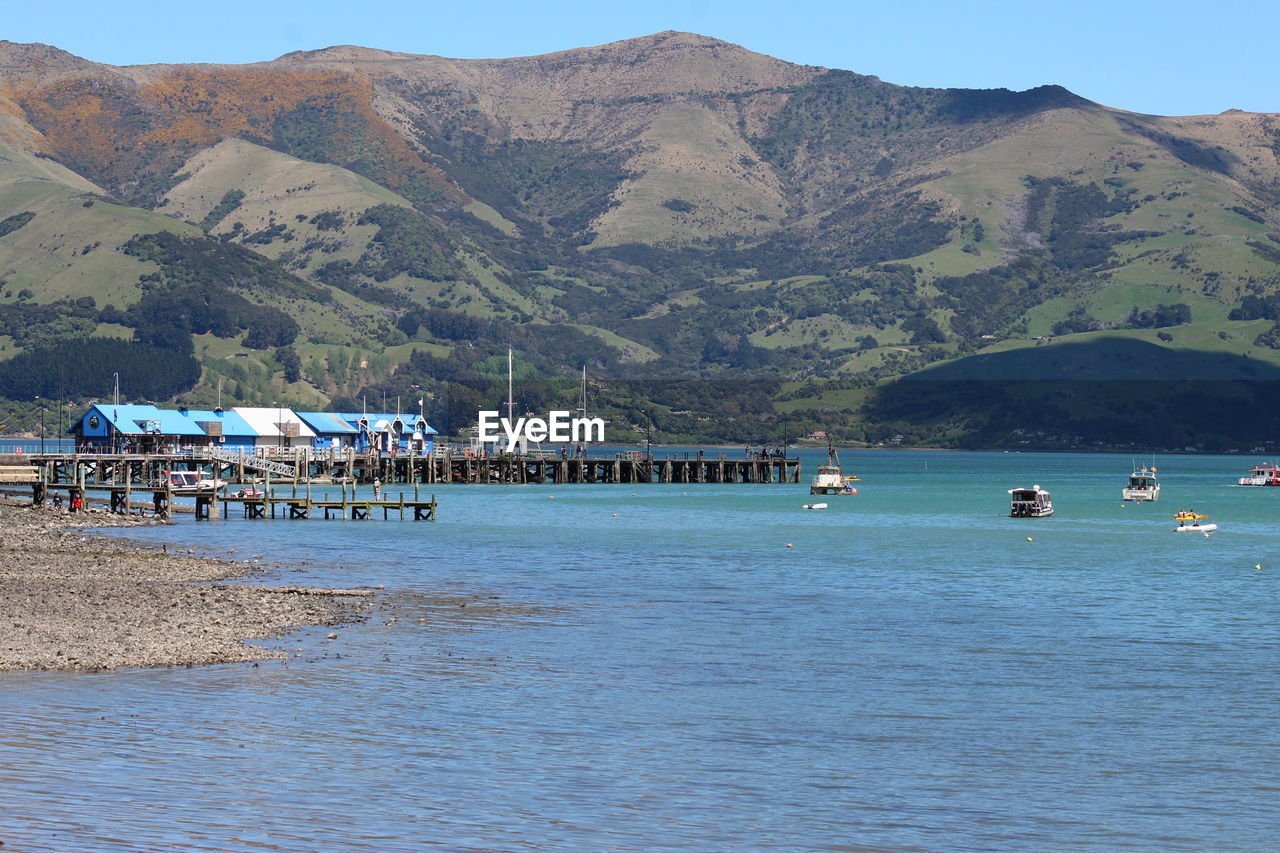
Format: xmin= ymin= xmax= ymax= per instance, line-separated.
xmin=810 ymin=443 xmax=857 ymax=495
xmin=1009 ymin=484 xmax=1053 ymax=517
xmin=1173 ymin=510 xmax=1217 ymax=533
xmin=150 ymin=469 xmax=227 ymax=495
xmin=1122 ymin=465 xmax=1160 ymax=502
xmin=1237 ymin=463 xmax=1280 ymax=486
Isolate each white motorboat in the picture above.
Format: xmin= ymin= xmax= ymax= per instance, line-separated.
xmin=1122 ymin=466 xmax=1160 ymax=502
xmin=1009 ymin=484 xmax=1053 ymax=517
xmin=152 ymin=469 xmax=228 ymax=495
xmin=810 ymin=443 xmax=859 ymax=495
xmin=1238 ymin=463 xmax=1280 ymax=486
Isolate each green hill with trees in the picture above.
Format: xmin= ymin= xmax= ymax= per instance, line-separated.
xmin=0 ymin=33 xmax=1277 ymax=448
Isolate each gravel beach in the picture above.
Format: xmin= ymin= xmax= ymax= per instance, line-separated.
xmin=0 ymin=499 xmax=371 ymax=671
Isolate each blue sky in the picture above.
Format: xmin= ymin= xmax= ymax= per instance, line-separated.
xmin=6 ymin=0 xmax=1274 ymax=116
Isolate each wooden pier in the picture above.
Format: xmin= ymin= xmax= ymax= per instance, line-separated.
xmin=2 ymin=460 xmax=437 ymax=522
xmin=1 ymin=447 xmax=797 ymax=521
xmin=11 ymin=448 xmax=801 ymax=489
xmin=212 ymin=486 xmax=436 ymax=522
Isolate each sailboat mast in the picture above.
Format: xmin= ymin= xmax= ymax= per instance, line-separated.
xmin=506 ymin=348 xmax=514 ymax=423
xmin=579 ymin=365 xmax=587 ymax=416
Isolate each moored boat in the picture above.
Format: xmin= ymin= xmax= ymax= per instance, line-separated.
xmin=1122 ymin=466 xmax=1160 ymax=502
xmin=150 ymin=469 xmax=228 ymax=495
xmin=1238 ymin=463 xmax=1280 ymax=486
xmin=1009 ymin=484 xmax=1053 ymax=517
xmin=810 ymin=442 xmax=857 ymax=495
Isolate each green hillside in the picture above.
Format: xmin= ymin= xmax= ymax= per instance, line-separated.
xmin=0 ymin=33 xmax=1278 ymax=446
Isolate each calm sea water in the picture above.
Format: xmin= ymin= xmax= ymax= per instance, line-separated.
xmin=3 ymin=450 xmax=1279 ymax=852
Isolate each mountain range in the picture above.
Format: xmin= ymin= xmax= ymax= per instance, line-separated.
xmin=1 ymin=32 xmax=1278 ymax=448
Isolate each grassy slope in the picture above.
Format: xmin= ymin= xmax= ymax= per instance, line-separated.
xmin=590 ymin=101 xmax=789 ymax=247
xmin=0 ymin=174 xmax=201 ymax=309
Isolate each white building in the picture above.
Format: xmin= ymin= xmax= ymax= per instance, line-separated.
xmin=231 ymin=406 xmax=317 ymax=449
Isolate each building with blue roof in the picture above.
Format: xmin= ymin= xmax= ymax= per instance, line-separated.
xmin=70 ymin=404 xmax=257 ymax=452
xmin=296 ymin=411 xmax=360 ymax=450
xmin=68 ymin=403 xmax=437 ymax=455
xmin=336 ymin=412 xmax=437 ymax=454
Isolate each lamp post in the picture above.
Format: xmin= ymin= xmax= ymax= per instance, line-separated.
xmin=112 ymin=371 xmax=120 ymax=454
xmin=36 ymin=396 xmax=45 ymax=455
xmin=645 ymin=411 xmax=651 ymax=459
xmin=274 ymin=401 xmax=283 ymax=451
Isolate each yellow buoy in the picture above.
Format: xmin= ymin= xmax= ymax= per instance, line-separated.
xmin=786 ymin=543 xmax=793 ymax=548
xmin=1026 ymin=537 xmax=1034 ymax=542
xmin=1256 ymin=564 xmax=1263 ymax=571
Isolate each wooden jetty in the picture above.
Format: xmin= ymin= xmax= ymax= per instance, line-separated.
xmin=214 ymin=484 xmax=436 ymax=522
xmin=10 ymin=447 xmax=801 ymax=489
xmin=1 ymin=458 xmax=437 ymax=522
xmin=1 ymin=447 xmax=797 ymax=521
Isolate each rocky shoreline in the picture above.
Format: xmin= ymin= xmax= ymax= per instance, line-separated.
xmin=0 ymin=499 xmax=372 ymax=672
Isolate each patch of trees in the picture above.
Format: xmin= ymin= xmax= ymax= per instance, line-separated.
xmin=1252 ymin=323 xmax=1280 ymax=349
xmin=355 ymin=205 xmax=458 ymax=282
xmin=1229 ymin=205 xmax=1266 ymax=224
xmin=309 ymin=210 xmax=346 ymax=231
xmin=241 ymin=222 xmax=290 ymax=245
xmin=812 ymin=191 xmax=953 ymax=272
xmin=1228 ymin=292 xmax=1280 ymax=321
xmin=123 ymin=231 xmax=328 ymax=303
xmin=750 ymin=72 xmax=1078 ymax=176
xmin=0 ymin=211 xmax=36 ymax=239
xmin=312 ymin=260 xmax=412 ymax=308
xmin=407 ymin=129 xmax=632 ymax=241
xmin=1048 ymin=303 xmax=1191 ymax=336
xmin=243 ymin=308 xmax=299 ymax=349
xmin=396 ymin=308 xmax=487 ymax=342
xmin=1051 ymin=308 xmax=1101 ymax=336
xmin=276 ymin=345 xmax=301 ymax=382
xmin=939 ymin=254 xmax=1053 ymax=338
xmin=1024 ymin=177 xmax=1140 ymax=271
xmin=111 ymin=281 xmax=299 ymax=353
xmin=199 ymin=190 xmax=245 ymax=230
xmin=1246 ymin=240 xmax=1280 ymax=266
xmin=0 ymin=299 xmax=100 ymax=348
xmin=937 ymin=85 xmax=1083 ymax=123
xmin=902 ymin=315 xmax=946 ymax=344
xmin=1122 ymin=303 xmax=1191 ymax=329
xmin=0 ymin=337 xmax=199 ymax=402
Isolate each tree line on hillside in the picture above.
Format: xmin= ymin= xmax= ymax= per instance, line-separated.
xmin=0 ymin=338 xmax=200 ymax=402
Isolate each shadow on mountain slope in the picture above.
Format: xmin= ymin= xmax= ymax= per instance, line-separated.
xmin=865 ymin=339 xmax=1280 ymax=449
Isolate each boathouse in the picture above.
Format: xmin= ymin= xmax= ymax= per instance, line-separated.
xmin=338 ymin=413 xmax=437 ymax=454
xmin=70 ymin=404 xmax=256 ymax=452
xmin=296 ymin=411 xmax=360 ymax=450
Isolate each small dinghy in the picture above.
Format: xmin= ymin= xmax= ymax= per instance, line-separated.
xmin=1173 ymin=511 xmax=1217 ymax=533
xmin=803 ymin=502 xmax=828 ymax=510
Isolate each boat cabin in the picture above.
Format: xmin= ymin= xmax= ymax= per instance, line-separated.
xmin=1123 ymin=467 xmax=1160 ymax=502
xmin=1238 ymin=464 xmax=1280 ymax=486
xmin=1009 ymin=485 xmax=1054 ymax=517
xmin=810 ymin=443 xmax=854 ymax=495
